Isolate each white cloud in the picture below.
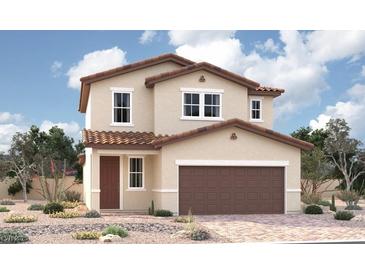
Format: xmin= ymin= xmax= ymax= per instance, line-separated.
xmin=361 ymin=65 xmax=365 ymax=77
xmin=310 ymin=84 xmax=365 ymax=139
xmin=255 ymin=38 xmax=280 ymax=54
xmin=0 ymin=124 xmax=26 ymax=153
xmin=51 ymin=61 xmax=63 ymax=77
xmin=0 ymin=112 xmax=23 ymax=123
xmin=139 ymin=30 xmax=157 ymax=44
xmin=168 ymin=30 xmax=365 ymax=118
xmin=40 ymin=120 xmax=81 ymax=141
xmin=67 ymin=47 xmax=127 ymax=90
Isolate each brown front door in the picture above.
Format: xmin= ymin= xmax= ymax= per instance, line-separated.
xmin=100 ymin=156 xmax=120 ymax=209
xmin=179 ymin=166 xmax=284 ymax=215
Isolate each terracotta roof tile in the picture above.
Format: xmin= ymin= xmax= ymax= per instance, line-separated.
xmin=82 ymin=129 xmax=167 ymax=147
xmin=153 ymin=118 xmax=313 ymax=150
xmin=145 ymin=62 xmax=260 ymax=89
xmin=79 ymin=53 xmax=194 ymax=113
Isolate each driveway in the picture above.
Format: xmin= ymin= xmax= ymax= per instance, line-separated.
xmin=197 ymin=212 xmax=365 ymax=242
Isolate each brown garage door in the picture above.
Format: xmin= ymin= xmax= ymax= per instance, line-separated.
xmin=179 ymin=166 xmax=284 ymax=215
xmin=100 ymin=156 xmax=120 ymax=209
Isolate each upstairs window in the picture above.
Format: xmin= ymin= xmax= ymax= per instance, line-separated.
xmin=181 ymin=89 xmax=223 ymax=120
xmin=113 ymin=91 xmax=132 ymax=124
xmin=183 ymin=93 xmax=200 ymax=117
xmin=250 ymin=99 xmax=262 ymax=121
xmin=204 ymin=94 xmax=220 ymax=117
xmin=129 ymin=157 xmax=143 ymax=188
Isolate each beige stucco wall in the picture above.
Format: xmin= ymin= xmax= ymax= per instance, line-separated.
xmin=158 ymin=126 xmax=301 ymax=213
xmin=88 ymin=61 xmax=182 ymax=132
xmin=154 ymin=70 xmax=245 ymax=135
xmin=0 ymin=176 xmax=82 ymax=201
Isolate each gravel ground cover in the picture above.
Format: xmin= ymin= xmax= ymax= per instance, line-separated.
xmin=0 ymin=200 xmax=226 ymax=244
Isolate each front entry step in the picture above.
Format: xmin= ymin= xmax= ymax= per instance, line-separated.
xmin=100 ymin=209 xmax=147 ymax=216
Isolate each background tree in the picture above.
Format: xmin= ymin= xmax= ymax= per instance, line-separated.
xmin=291 ymin=126 xmax=333 ymax=195
xmin=324 ymin=118 xmax=365 ymax=191
xmin=0 ymin=131 xmax=37 ymax=202
xmin=0 ymin=125 xmax=83 ymax=202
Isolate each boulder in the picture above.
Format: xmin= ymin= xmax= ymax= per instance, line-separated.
xmin=99 ymin=234 xmax=122 ymax=243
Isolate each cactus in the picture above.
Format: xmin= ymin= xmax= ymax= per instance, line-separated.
xmin=148 ymin=200 xmax=155 ymax=215
xmin=330 ymin=194 xmax=336 ymax=212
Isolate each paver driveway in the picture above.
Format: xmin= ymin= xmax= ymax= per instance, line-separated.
xmin=197 ymin=212 xmax=365 ymax=242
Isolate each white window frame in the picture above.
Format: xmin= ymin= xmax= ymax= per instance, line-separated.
xmin=127 ymin=156 xmax=145 ymax=191
xmin=180 ymin=88 xmax=224 ymax=121
xmin=110 ymin=87 xmax=134 ymax=127
xmin=249 ymin=98 xmax=263 ymax=122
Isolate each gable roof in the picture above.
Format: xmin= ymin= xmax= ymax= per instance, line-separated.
xmin=145 ymin=62 xmax=285 ymax=96
xmin=153 ymin=118 xmax=313 ymax=150
xmin=82 ymin=119 xmax=313 ymax=151
xmin=78 ymin=53 xmax=194 ymax=113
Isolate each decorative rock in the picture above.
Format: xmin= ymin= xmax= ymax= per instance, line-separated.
xmin=99 ymin=234 xmax=122 ymax=243
xmin=170 ymin=230 xmax=189 ymax=239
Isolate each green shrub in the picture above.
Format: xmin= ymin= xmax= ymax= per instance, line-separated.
xmin=317 ymin=200 xmax=331 ymax=207
xmin=0 ymin=199 xmax=15 ymax=205
xmin=72 ymin=231 xmax=101 ymax=240
xmin=304 ymin=205 xmax=323 ymax=214
xmin=0 ymin=207 xmax=10 ymax=212
xmin=102 ymin=225 xmax=128 ymax=238
xmin=27 ymin=204 xmax=44 ymax=211
xmin=4 ymin=214 xmax=37 ymax=223
xmin=301 ymin=193 xmax=321 ymax=205
xmin=7 ymin=180 xmax=32 ymax=196
xmin=60 ymin=201 xmax=80 ymax=209
xmin=336 ymin=190 xmax=360 ymax=206
xmin=43 ymin=202 xmax=64 ymax=214
xmin=334 ymin=210 xmax=354 ymax=221
xmin=85 ymin=210 xmax=101 ymax=218
xmin=63 ymin=190 xmax=81 ymax=202
xmin=345 ymin=205 xmax=362 ymax=210
xmin=49 ymin=211 xmax=81 ymax=218
xmin=190 ymin=229 xmax=210 ymax=241
xmin=0 ymin=229 xmax=29 ymax=244
xmin=330 ymin=194 xmax=336 ymax=212
xmin=154 ymin=209 xmax=173 ymax=217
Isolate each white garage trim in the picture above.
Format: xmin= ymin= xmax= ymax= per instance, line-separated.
xmin=286 ymin=188 xmax=301 ymax=192
xmin=152 ymin=189 xmax=178 ymax=193
xmin=175 ymin=160 xmax=289 ymax=167
xmin=176 ymin=159 xmax=289 ymax=215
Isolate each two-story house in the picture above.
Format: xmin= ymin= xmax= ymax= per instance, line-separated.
xmin=78 ymin=53 xmax=313 ymax=215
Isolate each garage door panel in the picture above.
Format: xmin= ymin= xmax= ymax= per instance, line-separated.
xmin=179 ymin=166 xmax=284 ymax=215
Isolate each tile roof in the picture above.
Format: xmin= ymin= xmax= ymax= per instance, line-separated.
xmin=82 ymin=129 xmax=166 ymax=147
xmin=145 ymin=62 xmax=260 ymax=89
xmin=78 ymin=53 xmax=194 ymax=113
xmin=83 ymin=119 xmax=313 ymax=151
xmin=153 ymin=118 xmax=313 ymax=150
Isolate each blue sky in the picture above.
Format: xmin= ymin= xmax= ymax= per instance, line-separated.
xmin=1 ymin=30 xmax=365 ymax=152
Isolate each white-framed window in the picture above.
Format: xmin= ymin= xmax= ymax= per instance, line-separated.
xmin=111 ymin=87 xmax=133 ymax=126
xmin=250 ymin=98 xmax=263 ymax=121
xmin=128 ymin=157 xmax=144 ymax=189
xmin=181 ymin=88 xmax=223 ymax=120
xmin=183 ymin=93 xmax=200 ymax=117
xmin=204 ymin=93 xmax=220 ymax=117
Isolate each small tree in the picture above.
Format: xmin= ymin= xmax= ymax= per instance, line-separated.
xmin=301 ymin=147 xmax=333 ymax=195
xmin=324 ymin=119 xmax=365 ymax=191
xmin=0 ymin=132 xmax=37 ymax=202
xmin=291 ymin=126 xmax=333 ymax=195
